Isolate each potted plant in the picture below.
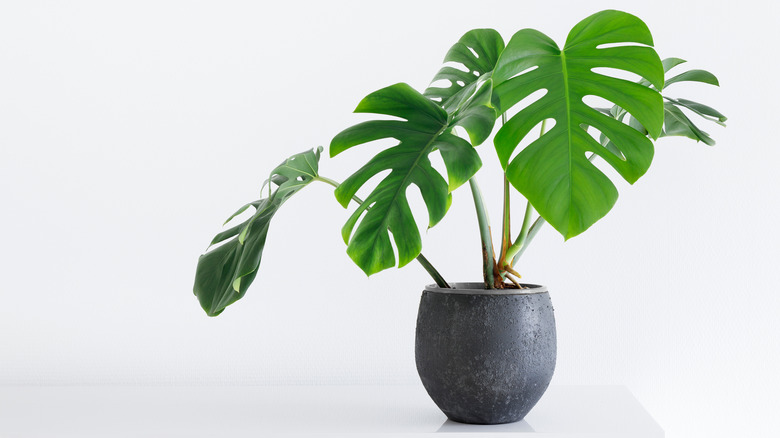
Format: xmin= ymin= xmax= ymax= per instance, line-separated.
xmin=193 ymin=10 xmax=726 ymax=424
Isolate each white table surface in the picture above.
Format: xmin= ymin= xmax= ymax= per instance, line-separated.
xmin=0 ymin=385 xmax=663 ymax=437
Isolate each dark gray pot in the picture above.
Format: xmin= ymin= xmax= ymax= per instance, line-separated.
xmin=415 ymin=282 xmax=556 ymax=424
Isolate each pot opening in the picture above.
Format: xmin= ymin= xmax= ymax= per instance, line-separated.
xmin=425 ymin=282 xmax=548 ymax=295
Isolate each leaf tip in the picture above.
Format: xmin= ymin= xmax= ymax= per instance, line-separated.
xmin=205 ymin=308 xmax=224 ymax=317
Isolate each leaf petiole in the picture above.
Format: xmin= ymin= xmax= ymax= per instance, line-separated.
xmin=503 ymin=119 xmax=547 ymax=269
xmin=469 ymin=177 xmax=498 ymax=289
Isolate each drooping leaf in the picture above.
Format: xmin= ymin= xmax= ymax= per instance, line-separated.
xmin=671 ymin=98 xmax=727 ymax=125
xmin=424 ymin=29 xmax=505 ymax=112
xmin=491 ymin=10 xmax=665 ymax=240
xmin=330 ymin=83 xmax=489 ymax=276
xmin=662 ymin=102 xmax=716 ymax=145
xmin=193 ymin=147 xmax=322 ymax=316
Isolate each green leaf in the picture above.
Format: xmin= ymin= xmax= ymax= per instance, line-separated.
xmin=656 ymin=58 xmax=726 ymax=142
xmin=424 ymin=29 xmax=505 ymax=112
xmin=193 ymin=147 xmax=322 ymax=316
xmin=611 ymin=58 xmax=727 ymax=143
xmin=491 ymin=10 xmax=664 ymax=239
xmin=664 ymin=69 xmax=719 ymax=88
xmin=662 ymin=57 xmax=687 ymax=73
xmin=672 ymin=98 xmax=727 ymax=125
xmin=330 ymin=83 xmax=485 ymax=276
xmin=450 ymin=79 xmax=497 ymax=145
xmin=662 ymin=102 xmax=716 ymax=145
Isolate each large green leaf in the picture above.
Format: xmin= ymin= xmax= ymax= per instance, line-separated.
xmin=491 ymin=10 xmax=665 ymax=240
xmin=330 ymin=83 xmax=490 ymax=276
xmin=193 ymin=147 xmax=322 ymax=316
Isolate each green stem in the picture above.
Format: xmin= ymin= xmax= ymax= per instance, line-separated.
xmin=314 ymin=176 xmax=450 ymax=288
xmin=468 ymin=177 xmax=497 ymax=289
xmin=504 ymin=201 xmax=534 ymax=262
xmin=511 ymin=215 xmax=545 ymax=267
xmin=315 ymin=176 xmax=365 ymax=205
xmin=504 ymin=119 xmax=548 ymax=267
xmin=415 ymin=253 xmax=450 ymax=289
xmin=499 ymin=113 xmax=511 ymax=267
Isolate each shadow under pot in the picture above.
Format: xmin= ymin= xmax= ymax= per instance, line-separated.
xmin=415 ymin=282 xmax=556 ymax=424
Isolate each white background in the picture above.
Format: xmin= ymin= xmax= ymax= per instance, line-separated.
xmin=1 ymin=1 xmax=777 ymax=437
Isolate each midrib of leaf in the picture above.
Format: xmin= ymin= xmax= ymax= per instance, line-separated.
xmin=560 ymin=49 xmax=574 ymax=235
xmin=366 ymin=123 xmax=449 ymax=246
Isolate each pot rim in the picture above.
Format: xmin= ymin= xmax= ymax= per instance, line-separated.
xmin=425 ymin=282 xmax=548 ymax=295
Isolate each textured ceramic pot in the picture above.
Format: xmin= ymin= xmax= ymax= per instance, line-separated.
xmin=415 ymin=282 xmax=556 ymax=424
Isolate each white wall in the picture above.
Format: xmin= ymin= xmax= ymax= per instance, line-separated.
xmin=1 ymin=1 xmax=777 ymax=437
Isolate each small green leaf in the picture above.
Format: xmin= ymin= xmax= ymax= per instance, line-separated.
xmin=664 ymin=69 xmax=720 ymax=88
xmin=670 ymin=98 xmax=727 ymax=125
xmin=662 ymin=57 xmax=687 ymax=73
xmin=616 ymin=59 xmax=726 ymax=144
xmin=662 ymin=102 xmax=716 ymax=145
xmin=654 ymin=62 xmax=726 ymax=142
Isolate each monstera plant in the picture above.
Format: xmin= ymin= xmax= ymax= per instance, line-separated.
xmin=194 ymin=9 xmax=725 ymax=311
xmin=193 ymin=9 xmax=726 ymax=424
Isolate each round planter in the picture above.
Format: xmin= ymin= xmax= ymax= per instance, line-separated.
xmin=415 ymin=282 xmax=556 ymax=424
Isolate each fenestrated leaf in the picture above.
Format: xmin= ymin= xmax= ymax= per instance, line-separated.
xmin=491 ymin=10 xmax=665 ymax=240
xmin=330 ymin=83 xmax=488 ymax=276
xmin=424 ymin=29 xmax=505 ymax=112
xmin=193 ymin=147 xmax=322 ymax=316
